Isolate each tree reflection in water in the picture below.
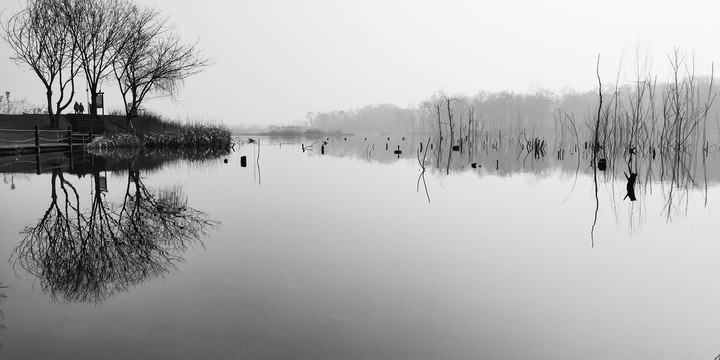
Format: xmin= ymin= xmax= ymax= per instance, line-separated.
xmin=0 ymin=282 xmax=6 ymax=350
xmin=13 ymin=167 xmax=217 ymax=304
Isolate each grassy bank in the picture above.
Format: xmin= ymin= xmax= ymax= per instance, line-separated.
xmin=87 ymin=123 xmax=232 ymax=151
xmin=0 ymin=113 xmax=232 ymax=152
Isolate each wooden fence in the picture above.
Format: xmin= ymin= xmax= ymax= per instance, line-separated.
xmin=0 ymin=126 xmax=94 ymax=156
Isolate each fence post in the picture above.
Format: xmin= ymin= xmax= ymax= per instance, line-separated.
xmin=67 ymin=126 xmax=73 ymax=152
xmin=34 ymin=125 xmax=40 ymax=153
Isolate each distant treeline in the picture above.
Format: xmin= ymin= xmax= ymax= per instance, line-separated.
xmin=307 ymin=103 xmax=416 ymax=134
xmin=305 ymin=90 xmax=592 ymax=134
xmin=307 ymin=52 xmax=719 ymax=186
xmin=305 ymin=77 xmax=718 ymax=139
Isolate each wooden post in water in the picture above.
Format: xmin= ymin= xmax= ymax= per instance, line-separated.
xmin=67 ymin=127 xmax=73 ymax=152
xmin=35 ymin=154 xmax=41 ymax=174
xmin=34 ymin=125 xmax=40 ymax=153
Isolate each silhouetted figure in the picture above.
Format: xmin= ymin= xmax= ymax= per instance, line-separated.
xmin=79 ymin=102 xmax=85 ymax=114
xmin=73 ymin=102 xmax=79 ymax=114
xmin=624 ymin=172 xmax=637 ymax=201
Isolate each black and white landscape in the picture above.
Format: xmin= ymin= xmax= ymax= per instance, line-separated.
xmin=1 ymin=0 xmax=720 ymax=359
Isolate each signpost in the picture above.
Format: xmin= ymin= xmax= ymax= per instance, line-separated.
xmin=96 ymin=92 xmax=104 ymax=115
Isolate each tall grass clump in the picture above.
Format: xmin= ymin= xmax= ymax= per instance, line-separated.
xmin=87 ymin=121 xmax=232 ymax=152
xmin=143 ymin=124 xmax=232 ymax=149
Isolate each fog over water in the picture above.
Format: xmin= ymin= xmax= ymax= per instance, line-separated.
xmin=3 ymin=0 xmax=720 ymax=357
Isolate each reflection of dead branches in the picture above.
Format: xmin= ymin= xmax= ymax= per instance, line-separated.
xmin=0 ymin=282 xmax=6 ymax=334
xmin=13 ymin=167 xmax=217 ymax=304
xmin=255 ymin=140 xmax=261 ymax=185
xmin=416 ymin=137 xmax=431 ymax=203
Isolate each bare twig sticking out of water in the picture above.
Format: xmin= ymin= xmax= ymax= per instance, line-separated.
xmin=434 ymin=99 xmax=443 ymax=169
xmin=255 ymin=139 xmax=261 ymax=185
xmin=417 ymin=137 xmax=431 ymax=203
xmin=467 ymin=107 xmax=475 ymax=162
xmin=443 ymin=92 xmax=458 ymax=175
xmin=591 ymin=54 xmax=602 ymax=248
xmin=560 ymin=112 xmax=582 ymax=204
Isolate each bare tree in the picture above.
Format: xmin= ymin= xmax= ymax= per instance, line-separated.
xmin=113 ymin=15 xmax=210 ymax=130
xmin=62 ymin=0 xmax=136 ymax=115
xmin=111 ymin=5 xmax=166 ymax=127
xmin=2 ymin=0 xmax=80 ymax=127
xmin=442 ymin=92 xmax=457 ymax=175
xmin=432 ymin=96 xmax=443 ymax=169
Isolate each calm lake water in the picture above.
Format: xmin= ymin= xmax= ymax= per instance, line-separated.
xmin=0 ymin=135 xmax=719 ymax=359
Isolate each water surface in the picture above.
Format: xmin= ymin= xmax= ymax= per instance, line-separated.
xmin=0 ymin=136 xmax=719 ymax=359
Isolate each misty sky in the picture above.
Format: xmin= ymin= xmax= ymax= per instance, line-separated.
xmin=1 ymin=0 xmax=719 ymax=126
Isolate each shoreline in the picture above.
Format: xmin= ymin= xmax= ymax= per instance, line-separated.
xmin=0 ymin=114 xmax=232 ymax=155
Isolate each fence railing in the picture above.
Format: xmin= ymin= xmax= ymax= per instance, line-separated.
xmin=0 ymin=125 xmax=94 ymax=154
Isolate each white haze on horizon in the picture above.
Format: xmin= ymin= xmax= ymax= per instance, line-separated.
xmin=1 ymin=0 xmax=719 ymax=125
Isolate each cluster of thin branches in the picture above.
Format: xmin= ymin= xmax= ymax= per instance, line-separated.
xmin=2 ymin=0 xmax=209 ymax=128
xmin=13 ymin=168 xmax=216 ymax=303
